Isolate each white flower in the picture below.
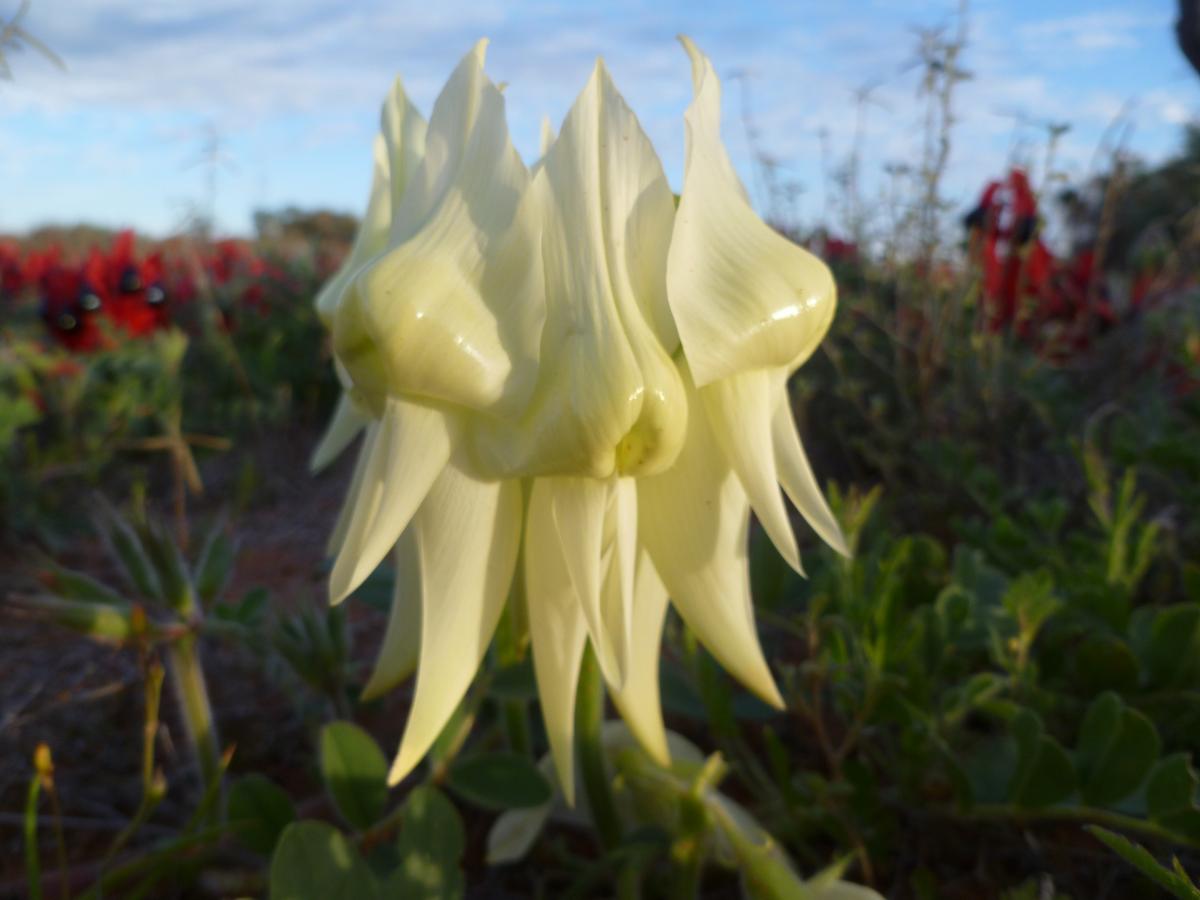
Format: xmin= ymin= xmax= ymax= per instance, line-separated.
xmin=313 ymin=37 xmax=847 ymax=801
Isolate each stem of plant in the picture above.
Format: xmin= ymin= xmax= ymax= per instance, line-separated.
xmin=24 ymin=771 xmax=42 ymax=900
xmin=576 ymin=646 xmax=622 ymax=850
xmin=165 ymin=637 xmax=222 ymax=811
xmin=493 ymin=605 xmax=532 ymax=756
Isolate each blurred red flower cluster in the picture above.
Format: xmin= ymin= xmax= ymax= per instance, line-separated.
xmin=0 ymin=232 xmax=281 ymax=352
xmin=965 ymin=168 xmax=1115 ymax=350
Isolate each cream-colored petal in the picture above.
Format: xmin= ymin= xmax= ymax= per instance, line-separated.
xmin=700 ymin=369 xmax=801 ymax=574
xmin=547 ymin=477 xmax=625 ymax=686
xmin=380 ymin=74 xmax=429 ymax=218
xmin=469 ymin=61 xmax=684 ymax=480
xmin=314 ymin=134 xmax=390 ymax=329
xmin=771 ymin=398 xmax=849 ymax=557
xmin=315 ymin=78 xmax=427 ymax=328
xmin=639 ymin=363 xmax=784 ymax=709
xmin=668 ymin=37 xmax=836 ymax=387
xmin=360 ymin=537 xmax=421 ymax=700
xmin=609 ymin=477 xmax=638 ymax=672
xmin=325 ymin=421 xmax=378 ymax=558
xmin=328 ymin=398 xmax=454 ymax=605
xmin=608 ymin=548 xmax=670 ymax=767
xmin=309 ymin=393 xmax=370 ymax=474
xmin=387 ymin=466 xmax=521 ymax=785
xmin=525 ymin=479 xmax=589 ymax=803
xmin=538 ymin=115 xmax=556 ymax=160
xmin=337 ymin=40 xmax=544 ymax=416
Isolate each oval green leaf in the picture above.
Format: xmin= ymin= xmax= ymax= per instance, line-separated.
xmin=446 ymin=752 xmax=553 ymax=811
xmin=319 ymin=721 xmax=389 ymax=830
xmin=269 ymin=820 xmax=380 ymax=900
xmin=227 ymin=773 xmax=296 ymax=856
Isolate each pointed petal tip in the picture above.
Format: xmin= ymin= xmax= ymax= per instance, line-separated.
xmin=327 ymin=578 xmax=351 ymax=607
xmin=828 ymin=526 xmax=852 ymax=559
xmin=327 ymin=553 xmax=368 ymax=607
xmin=558 ymin=770 xmax=576 ymax=808
xmin=357 ymin=680 xmax=385 ymax=703
xmin=758 ymin=676 xmax=786 ymax=711
xmin=774 ymin=525 xmax=804 ymax=576
xmin=386 ymin=754 xmax=413 ymax=787
xmin=676 ymin=34 xmax=705 ymax=90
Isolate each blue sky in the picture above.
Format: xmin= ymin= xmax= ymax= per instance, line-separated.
xmin=1 ymin=0 xmax=1195 ymax=238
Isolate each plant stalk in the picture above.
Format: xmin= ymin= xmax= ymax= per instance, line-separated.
xmin=576 ymin=646 xmax=622 ymax=850
xmin=165 ymin=636 xmax=221 ymax=806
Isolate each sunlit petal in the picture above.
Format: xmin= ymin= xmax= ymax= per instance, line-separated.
xmin=309 ymin=392 xmax=370 ymax=474
xmin=700 ymin=369 xmax=802 ymax=574
xmin=547 ymin=476 xmax=625 ymax=685
xmin=335 ymin=40 xmax=544 ymax=415
xmin=668 ymin=36 xmax=836 ymax=387
xmin=470 ymin=60 xmax=684 ymax=480
xmin=608 ymin=548 xmax=671 ymax=766
xmin=360 ymin=538 xmax=422 ymax=700
xmin=328 ymin=398 xmax=454 ymax=605
xmin=325 ymin=421 xmax=377 ymax=558
xmin=639 ymin=363 xmax=784 ymax=709
xmin=772 ymin=398 xmax=849 ymax=557
xmin=387 ymin=466 xmax=521 ymax=785
xmin=316 ymin=77 xmax=427 ymax=328
xmin=526 ymin=479 xmax=590 ymax=802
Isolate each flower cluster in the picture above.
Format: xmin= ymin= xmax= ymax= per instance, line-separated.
xmin=1 ymin=233 xmax=290 ymax=351
xmin=30 ymin=232 xmax=171 ymax=352
xmin=313 ymin=38 xmax=846 ymax=799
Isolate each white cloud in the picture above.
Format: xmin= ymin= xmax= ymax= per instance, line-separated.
xmin=1018 ymin=10 xmax=1171 ymax=54
xmin=1 ymin=0 xmax=1189 ymax=236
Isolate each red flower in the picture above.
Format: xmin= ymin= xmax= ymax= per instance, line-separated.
xmin=38 ymin=261 xmax=110 ymax=353
xmin=97 ymin=231 xmax=172 ymax=336
xmin=36 ymin=231 xmax=177 ymax=351
xmin=0 ymin=241 xmax=24 ymax=298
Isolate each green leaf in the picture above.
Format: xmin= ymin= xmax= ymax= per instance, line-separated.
xmin=1148 ymin=754 xmax=1199 ymax=819
xmin=227 ymin=774 xmax=296 ymax=856
xmin=319 ymin=722 xmax=389 ymax=830
xmin=446 ymin=752 xmax=553 ymax=811
xmin=95 ymin=501 xmax=160 ymax=599
xmin=1147 ymin=754 xmax=1200 ymax=842
xmin=194 ymin=519 xmax=235 ymax=608
xmin=382 ymin=786 xmax=465 ymax=899
xmin=269 ymin=820 xmax=380 ymax=900
xmin=1071 ymin=635 xmax=1139 ymax=694
xmin=1009 ymin=709 xmax=1076 ymax=808
xmin=1141 ymin=606 xmax=1200 ymax=688
xmin=1002 ymin=570 xmax=1060 ymax=641
xmin=137 ymin=519 xmax=195 ymax=613
xmin=1076 ymin=692 xmax=1161 ymax=807
xmin=1086 ymin=826 xmax=1200 ymax=900
xmin=38 ymin=564 xmax=129 ymax=608
xmin=17 ymin=595 xmax=136 ymax=643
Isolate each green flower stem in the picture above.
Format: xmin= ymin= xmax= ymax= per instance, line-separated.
xmin=24 ymin=772 xmax=42 ymax=900
xmin=969 ymin=804 xmax=1200 ymax=852
xmin=667 ymin=842 xmax=703 ymax=900
xmin=503 ymin=701 xmax=532 ymax=757
xmin=576 ymin=646 xmax=622 ymax=850
xmin=493 ymin=606 xmax=532 ymax=757
xmin=165 ymin=636 xmax=221 ymax=804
